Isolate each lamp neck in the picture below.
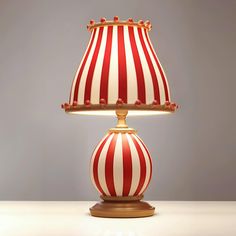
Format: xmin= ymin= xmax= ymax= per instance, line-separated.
xmin=109 ymin=110 xmax=136 ymax=134
xmin=116 ymin=110 xmax=128 ymax=128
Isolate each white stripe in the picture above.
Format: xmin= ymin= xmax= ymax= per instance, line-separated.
xmin=145 ymin=30 xmax=170 ymax=103
xmin=77 ymin=28 xmax=99 ymax=104
xmin=97 ymin=133 xmax=114 ymax=196
xmin=113 ymin=133 xmax=123 ymax=196
xmin=108 ymin=26 xmax=118 ymax=104
xmin=134 ymin=27 xmax=154 ymax=104
xmin=132 ymin=134 xmax=151 ymax=195
xmin=70 ymin=30 xmax=95 ymax=104
xmin=90 ymin=27 xmax=108 ymax=104
xmin=90 ymin=133 xmax=109 ymax=194
xmin=126 ymin=134 xmax=140 ymax=196
xmin=157 ymin=58 xmax=171 ymax=101
xmin=142 ymin=29 xmax=165 ymax=104
xmin=124 ymin=26 xmax=138 ymax=104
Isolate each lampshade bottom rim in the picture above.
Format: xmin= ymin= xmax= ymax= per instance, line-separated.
xmin=63 ymin=103 xmax=177 ymax=115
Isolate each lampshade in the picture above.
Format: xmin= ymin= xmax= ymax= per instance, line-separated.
xmin=62 ymin=17 xmax=177 ymax=115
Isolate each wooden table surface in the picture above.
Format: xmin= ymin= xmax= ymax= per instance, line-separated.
xmin=0 ymin=201 xmax=235 ymax=236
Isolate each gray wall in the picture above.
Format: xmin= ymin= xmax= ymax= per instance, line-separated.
xmin=0 ymin=0 xmax=236 ymax=201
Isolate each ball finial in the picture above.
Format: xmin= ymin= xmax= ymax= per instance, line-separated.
xmin=116 ymin=98 xmax=124 ymax=106
xmin=100 ymin=17 xmax=106 ymax=23
xmin=100 ymin=98 xmax=106 ymax=105
xmin=90 ymin=19 xmax=95 ymax=25
xmin=128 ymin=18 xmax=133 ymax=23
xmin=139 ymin=20 xmax=144 ymax=25
xmin=152 ymin=100 xmax=158 ymax=106
xmin=85 ymin=100 xmax=91 ymax=106
xmin=114 ymin=16 xmax=119 ymax=21
xmin=135 ymin=99 xmax=142 ymax=106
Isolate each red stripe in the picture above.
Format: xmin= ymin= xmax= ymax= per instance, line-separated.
xmin=105 ymin=133 xmax=117 ymax=196
xmin=144 ymin=29 xmax=170 ymax=101
xmin=84 ymin=27 xmax=104 ymax=103
xmin=100 ymin=26 xmax=113 ymax=102
xmin=131 ymin=134 xmax=146 ymax=196
xmin=118 ymin=26 xmax=127 ymax=103
xmin=122 ymin=134 xmax=132 ymax=196
xmin=93 ymin=134 xmax=111 ymax=196
xmin=128 ymin=26 xmax=146 ymax=103
xmin=72 ymin=29 xmax=97 ymax=103
xmin=138 ymin=28 xmax=160 ymax=104
xmin=136 ymin=135 xmax=152 ymax=194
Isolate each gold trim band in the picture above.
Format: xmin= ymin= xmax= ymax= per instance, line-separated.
xmin=109 ymin=127 xmax=136 ymax=134
xmin=101 ymin=195 xmax=144 ymax=202
xmin=88 ymin=21 xmax=151 ymax=32
xmin=63 ymin=103 xmax=177 ymax=113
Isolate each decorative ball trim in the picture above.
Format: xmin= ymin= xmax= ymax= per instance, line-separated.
xmin=116 ymin=98 xmax=124 ymax=106
xmin=61 ymin=101 xmax=178 ymax=113
xmin=87 ymin=17 xmax=152 ymax=32
xmin=85 ymin=99 xmax=91 ymax=107
xmin=135 ymin=99 xmax=142 ymax=106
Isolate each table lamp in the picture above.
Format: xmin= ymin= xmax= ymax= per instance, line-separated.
xmin=62 ymin=16 xmax=177 ymax=218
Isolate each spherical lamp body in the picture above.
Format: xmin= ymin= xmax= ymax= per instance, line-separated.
xmin=90 ymin=132 xmax=152 ymax=197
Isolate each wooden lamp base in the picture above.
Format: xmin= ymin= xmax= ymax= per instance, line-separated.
xmin=90 ymin=195 xmax=155 ymax=218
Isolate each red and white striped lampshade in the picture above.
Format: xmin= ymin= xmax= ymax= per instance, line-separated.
xmin=90 ymin=132 xmax=152 ymax=197
xmin=62 ymin=17 xmax=177 ymax=115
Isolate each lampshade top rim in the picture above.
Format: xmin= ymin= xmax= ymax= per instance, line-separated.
xmin=87 ymin=20 xmax=152 ymax=32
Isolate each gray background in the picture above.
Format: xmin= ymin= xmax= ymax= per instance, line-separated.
xmin=0 ymin=0 xmax=236 ymax=201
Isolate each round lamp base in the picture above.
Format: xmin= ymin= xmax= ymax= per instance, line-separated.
xmin=90 ymin=195 xmax=155 ymax=218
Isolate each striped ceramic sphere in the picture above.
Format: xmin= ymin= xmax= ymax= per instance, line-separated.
xmin=69 ymin=17 xmax=171 ymax=107
xmin=90 ymin=132 xmax=152 ymax=197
